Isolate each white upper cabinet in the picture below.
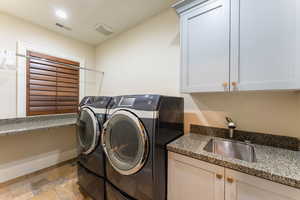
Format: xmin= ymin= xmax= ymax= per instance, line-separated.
xmin=179 ymin=0 xmax=230 ymax=92
xmin=174 ymin=0 xmax=300 ymax=93
xmin=230 ymin=0 xmax=300 ymax=91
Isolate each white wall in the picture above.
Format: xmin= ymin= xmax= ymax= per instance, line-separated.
xmin=96 ymin=8 xmax=300 ymax=139
xmin=0 ymin=126 xmax=77 ymax=182
xmin=0 ymin=11 xmax=98 ymax=119
xmin=0 ymin=12 xmax=97 ymax=182
xmin=96 ymin=9 xmax=180 ymax=96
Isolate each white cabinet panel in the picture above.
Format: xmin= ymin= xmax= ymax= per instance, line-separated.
xmin=168 ymin=152 xmax=300 ymax=200
xmin=168 ymin=152 xmax=224 ymax=200
xmin=225 ymin=169 xmax=300 ymax=200
xmin=176 ymin=0 xmax=300 ymax=93
xmin=180 ymin=0 xmax=230 ymax=92
xmin=231 ymin=0 xmax=300 ymax=91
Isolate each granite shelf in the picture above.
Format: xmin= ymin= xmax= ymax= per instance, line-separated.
xmin=0 ymin=114 xmax=77 ymax=136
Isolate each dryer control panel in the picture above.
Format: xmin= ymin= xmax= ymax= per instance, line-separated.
xmin=79 ymin=96 xmax=112 ymax=108
xmin=109 ymin=95 xmax=161 ymax=111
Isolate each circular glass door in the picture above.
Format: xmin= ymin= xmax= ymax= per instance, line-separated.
xmin=76 ymin=107 xmax=100 ymax=154
xmin=102 ymin=110 xmax=149 ymax=175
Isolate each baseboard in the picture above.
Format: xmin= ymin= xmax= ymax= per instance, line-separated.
xmin=0 ymin=148 xmax=78 ymax=183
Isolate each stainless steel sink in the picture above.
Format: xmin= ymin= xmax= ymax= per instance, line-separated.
xmin=203 ymin=138 xmax=256 ymax=162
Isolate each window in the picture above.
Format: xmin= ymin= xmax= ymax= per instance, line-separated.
xmin=26 ymin=51 xmax=80 ymax=116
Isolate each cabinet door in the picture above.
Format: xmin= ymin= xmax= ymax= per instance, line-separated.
xmin=225 ymin=169 xmax=300 ymax=200
xmin=230 ymin=0 xmax=300 ymax=91
xmin=180 ymin=0 xmax=230 ymax=93
xmin=168 ymin=152 xmax=224 ymax=200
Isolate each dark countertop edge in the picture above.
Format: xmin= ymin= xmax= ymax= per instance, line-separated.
xmin=167 ymin=145 xmax=300 ymax=189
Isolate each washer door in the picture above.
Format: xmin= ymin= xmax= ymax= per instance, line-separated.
xmin=102 ymin=110 xmax=149 ymax=175
xmin=77 ymin=108 xmax=100 ymax=154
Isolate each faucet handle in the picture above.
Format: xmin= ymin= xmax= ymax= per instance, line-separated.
xmin=226 ymin=117 xmax=233 ymax=123
xmin=226 ymin=117 xmax=236 ymax=129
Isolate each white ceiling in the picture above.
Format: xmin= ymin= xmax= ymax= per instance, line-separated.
xmin=0 ymin=0 xmax=177 ymax=45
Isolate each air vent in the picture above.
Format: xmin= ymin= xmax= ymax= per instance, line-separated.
xmin=55 ymin=23 xmax=72 ymax=31
xmin=95 ymin=24 xmax=113 ymax=36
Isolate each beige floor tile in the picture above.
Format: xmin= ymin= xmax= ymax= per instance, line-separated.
xmin=31 ymin=178 xmax=51 ymax=190
xmin=46 ymin=164 xmax=75 ymax=182
xmin=13 ymin=191 xmax=34 ymax=200
xmin=27 ymin=173 xmax=47 ymax=185
xmin=56 ymin=190 xmax=76 ymax=199
xmin=0 ymin=190 xmax=13 ymax=200
xmin=64 ymin=170 xmax=77 ymax=181
xmin=74 ymin=192 xmax=93 ymax=200
xmin=0 ymin=161 xmax=83 ymax=200
xmin=46 ymin=170 xmax=63 ymax=182
xmin=0 ymin=186 xmax=10 ymax=194
xmin=30 ymin=190 xmax=59 ymax=200
xmin=9 ymin=181 xmax=33 ymax=200
xmin=73 ymin=192 xmax=85 ymax=200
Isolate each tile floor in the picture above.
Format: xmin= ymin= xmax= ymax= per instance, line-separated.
xmin=0 ymin=160 xmax=92 ymax=200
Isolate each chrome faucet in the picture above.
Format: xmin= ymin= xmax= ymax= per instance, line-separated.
xmin=226 ymin=117 xmax=236 ymax=138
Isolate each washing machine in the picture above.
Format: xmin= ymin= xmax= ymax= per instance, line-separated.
xmin=101 ymin=95 xmax=184 ymax=200
xmin=76 ymin=96 xmax=112 ymax=200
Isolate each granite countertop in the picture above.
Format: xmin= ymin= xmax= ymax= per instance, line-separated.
xmin=0 ymin=114 xmax=78 ymax=136
xmin=167 ymin=133 xmax=300 ymax=189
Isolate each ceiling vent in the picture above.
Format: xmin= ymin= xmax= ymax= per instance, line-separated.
xmin=55 ymin=23 xmax=72 ymax=31
xmin=95 ymin=24 xmax=114 ymax=36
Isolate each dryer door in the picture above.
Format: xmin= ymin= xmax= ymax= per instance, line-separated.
xmin=77 ymin=107 xmax=100 ymax=154
xmin=102 ymin=110 xmax=149 ymax=175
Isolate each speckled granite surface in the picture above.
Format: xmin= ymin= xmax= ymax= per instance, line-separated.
xmin=191 ymin=125 xmax=300 ymax=151
xmin=167 ymin=133 xmax=300 ymax=189
xmin=0 ymin=114 xmax=77 ymax=136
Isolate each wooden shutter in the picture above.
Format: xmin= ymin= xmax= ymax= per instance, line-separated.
xmin=26 ymin=51 xmax=80 ymax=116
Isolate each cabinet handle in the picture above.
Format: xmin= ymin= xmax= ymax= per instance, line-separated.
xmin=231 ymin=82 xmax=238 ymax=87
xmin=227 ymin=177 xmax=234 ymax=183
xmin=216 ymin=174 xmax=223 ymax=180
xmin=222 ymin=82 xmax=228 ymax=88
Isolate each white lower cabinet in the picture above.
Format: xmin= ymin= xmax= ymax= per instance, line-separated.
xmin=225 ymin=169 xmax=300 ymax=200
xmin=168 ymin=152 xmax=300 ymax=200
xmin=168 ymin=152 xmax=225 ymax=200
